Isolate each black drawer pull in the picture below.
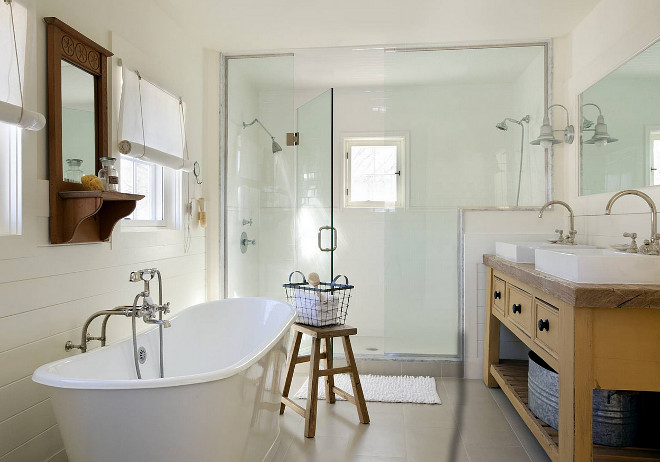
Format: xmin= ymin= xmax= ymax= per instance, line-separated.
xmin=538 ymin=319 xmax=550 ymax=331
xmin=512 ymin=304 xmax=522 ymax=314
xmin=494 ymin=290 xmax=501 ymax=300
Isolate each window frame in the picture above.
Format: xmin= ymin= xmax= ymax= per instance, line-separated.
xmin=344 ymin=135 xmax=406 ymax=209
xmin=0 ymin=123 xmax=21 ymax=236
xmin=646 ymin=125 xmax=660 ymax=187
xmin=120 ymin=155 xmax=179 ymax=229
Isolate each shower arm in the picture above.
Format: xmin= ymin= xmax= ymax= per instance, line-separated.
xmin=243 ymin=118 xmax=276 ymax=141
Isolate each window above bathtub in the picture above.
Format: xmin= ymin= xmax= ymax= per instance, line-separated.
xmin=344 ymin=135 xmax=405 ymax=209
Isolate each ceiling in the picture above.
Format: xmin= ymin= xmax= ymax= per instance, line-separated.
xmin=153 ymin=0 xmax=600 ymax=53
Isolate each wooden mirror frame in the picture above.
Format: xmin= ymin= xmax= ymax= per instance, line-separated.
xmin=46 ymin=18 xmax=142 ymax=244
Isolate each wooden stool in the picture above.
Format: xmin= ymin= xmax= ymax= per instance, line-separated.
xmin=280 ymin=323 xmax=370 ymax=437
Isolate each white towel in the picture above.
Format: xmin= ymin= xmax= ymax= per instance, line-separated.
xmin=293 ymin=291 xmax=339 ymax=326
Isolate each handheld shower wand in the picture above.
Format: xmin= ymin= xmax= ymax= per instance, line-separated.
xmin=495 ymin=115 xmax=530 ymax=206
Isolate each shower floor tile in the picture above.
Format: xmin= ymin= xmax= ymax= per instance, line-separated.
xmin=275 ymin=377 xmax=551 ymax=462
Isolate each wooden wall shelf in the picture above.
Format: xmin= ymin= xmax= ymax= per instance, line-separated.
xmin=53 ymin=190 xmax=144 ymax=244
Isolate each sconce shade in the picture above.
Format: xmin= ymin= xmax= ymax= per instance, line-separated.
xmin=531 ymin=115 xmax=561 ymax=148
xmin=583 ymin=114 xmax=618 ymax=146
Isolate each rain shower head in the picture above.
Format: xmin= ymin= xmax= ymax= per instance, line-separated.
xmin=243 ymin=118 xmax=283 ymax=154
xmin=496 ymin=115 xmax=530 ymax=131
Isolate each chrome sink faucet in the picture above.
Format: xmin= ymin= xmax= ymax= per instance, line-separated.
xmin=606 ymin=189 xmax=659 ymax=255
xmin=539 ymin=200 xmax=577 ymax=244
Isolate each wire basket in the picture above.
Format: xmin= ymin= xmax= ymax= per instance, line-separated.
xmin=283 ymin=271 xmax=353 ymax=327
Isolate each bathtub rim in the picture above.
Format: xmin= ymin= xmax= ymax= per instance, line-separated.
xmin=32 ymin=297 xmax=295 ymax=390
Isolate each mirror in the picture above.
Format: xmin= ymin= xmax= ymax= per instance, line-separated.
xmin=61 ymin=61 xmax=96 ymax=182
xmin=45 ymin=17 xmax=112 ymax=192
xmin=580 ymin=40 xmax=660 ymax=196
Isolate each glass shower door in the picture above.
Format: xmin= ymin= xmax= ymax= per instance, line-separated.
xmin=295 ymin=89 xmax=334 ymax=281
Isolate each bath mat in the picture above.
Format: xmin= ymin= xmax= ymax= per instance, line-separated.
xmin=293 ymin=374 xmax=441 ymax=404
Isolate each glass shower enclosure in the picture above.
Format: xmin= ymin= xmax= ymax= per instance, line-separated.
xmin=224 ymin=44 xmax=548 ymax=361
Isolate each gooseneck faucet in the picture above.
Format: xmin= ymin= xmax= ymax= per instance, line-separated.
xmin=539 ymin=200 xmax=577 ymax=244
xmin=606 ymin=189 xmax=659 ymax=255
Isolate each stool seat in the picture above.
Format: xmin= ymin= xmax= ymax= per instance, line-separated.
xmin=280 ymin=322 xmax=369 ymax=438
xmin=291 ymin=323 xmax=357 ymax=339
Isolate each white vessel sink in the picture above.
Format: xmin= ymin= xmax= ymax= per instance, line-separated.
xmin=535 ymin=248 xmax=660 ymax=284
xmin=495 ymin=241 xmax=597 ymax=263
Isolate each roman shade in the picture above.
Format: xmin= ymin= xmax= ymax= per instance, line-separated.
xmin=117 ymin=64 xmax=193 ymax=171
xmin=0 ymin=0 xmax=45 ymax=131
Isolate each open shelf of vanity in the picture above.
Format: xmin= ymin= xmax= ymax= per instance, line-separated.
xmin=483 ymin=255 xmax=660 ymax=462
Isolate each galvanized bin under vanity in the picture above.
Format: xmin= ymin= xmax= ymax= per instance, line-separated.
xmin=527 ymin=351 xmax=640 ymax=447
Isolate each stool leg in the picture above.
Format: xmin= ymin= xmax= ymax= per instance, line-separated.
xmin=342 ymin=335 xmax=370 ymax=424
xmin=323 ymin=337 xmax=335 ymax=404
xmin=304 ymin=337 xmax=321 ymax=438
xmin=280 ymin=330 xmax=302 ymax=415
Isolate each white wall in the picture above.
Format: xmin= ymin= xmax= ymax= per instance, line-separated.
xmin=0 ymin=1 xmax=207 ymax=460
xmin=225 ymin=58 xmax=296 ymax=302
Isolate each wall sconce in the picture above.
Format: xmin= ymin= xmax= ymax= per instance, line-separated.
xmin=530 ymin=104 xmax=574 ymax=148
xmin=582 ymin=103 xmax=618 ymax=146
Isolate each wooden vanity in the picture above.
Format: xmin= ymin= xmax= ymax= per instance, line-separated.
xmin=483 ymin=255 xmax=660 ymax=462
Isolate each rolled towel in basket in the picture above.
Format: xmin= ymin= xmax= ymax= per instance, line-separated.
xmin=293 ymin=290 xmax=340 ymax=326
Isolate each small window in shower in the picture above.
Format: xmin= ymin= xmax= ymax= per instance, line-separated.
xmin=344 ymin=136 xmax=405 ymax=208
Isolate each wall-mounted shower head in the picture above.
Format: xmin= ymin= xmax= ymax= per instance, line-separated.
xmin=243 ymin=118 xmax=283 ymax=154
xmin=496 ymin=115 xmax=530 ymax=131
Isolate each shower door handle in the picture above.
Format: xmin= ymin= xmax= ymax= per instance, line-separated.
xmin=318 ymin=226 xmax=337 ymax=252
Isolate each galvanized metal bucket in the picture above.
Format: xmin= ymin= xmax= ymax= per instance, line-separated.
xmin=527 ymin=351 xmax=640 ymax=447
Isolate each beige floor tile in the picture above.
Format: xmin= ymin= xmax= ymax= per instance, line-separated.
xmin=280 ymin=377 xmax=554 ymax=462
xmin=465 ymin=444 xmax=532 ymax=462
xmin=401 ymin=361 xmax=442 ymax=377
xmin=346 ymin=457 xmax=405 ymax=462
xmin=405 ymin=426 xmax=468 ymax=462
xmin=489 ymin=389 xmax=552 ymax=462
xmin=441 ymin=378 xmax=495 ymax=404
xmin=345 ymin=423 xmax=407 ymax=459
xmin=283 ymin=435 xmax=350 ymax=462
xmin=457 ymin=424 xmax=521 ymax=448
xmin=403 ymin=403 xmax=455 ymax=429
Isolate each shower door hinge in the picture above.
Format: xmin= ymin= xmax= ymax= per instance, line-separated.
xmin=286 ymin=132 xmax=299 ymax=146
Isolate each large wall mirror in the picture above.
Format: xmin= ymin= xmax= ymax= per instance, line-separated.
xmin=580 ymin=39 xmax=660 ymax=196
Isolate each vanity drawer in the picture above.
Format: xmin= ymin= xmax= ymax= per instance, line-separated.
xmin=492 ymin=277 xmax=506 ymax=315
xmin=533 ymin=300 xmax=560 ymax=358
xmin=506 ymin=284 xmax=533 ymax=336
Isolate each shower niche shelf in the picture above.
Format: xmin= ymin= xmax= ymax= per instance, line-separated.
xmin=53 ymin=191 xmax=144 ymax=244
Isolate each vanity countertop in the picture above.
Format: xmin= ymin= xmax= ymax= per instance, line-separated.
xmin=483 ymin=254 xmax=660 ymax=309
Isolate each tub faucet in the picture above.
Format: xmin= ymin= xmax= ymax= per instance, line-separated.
xmin=130 ymin=268 xmax=171 ymax=324
xmin=606 ymin=189 xmax=659 ymax=255
xmin=539 ymin=200 xmax=577 ymax=244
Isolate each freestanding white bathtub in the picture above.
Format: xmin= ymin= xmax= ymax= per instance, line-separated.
xmin=33 ymin=298 xmax=296 ymax=462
